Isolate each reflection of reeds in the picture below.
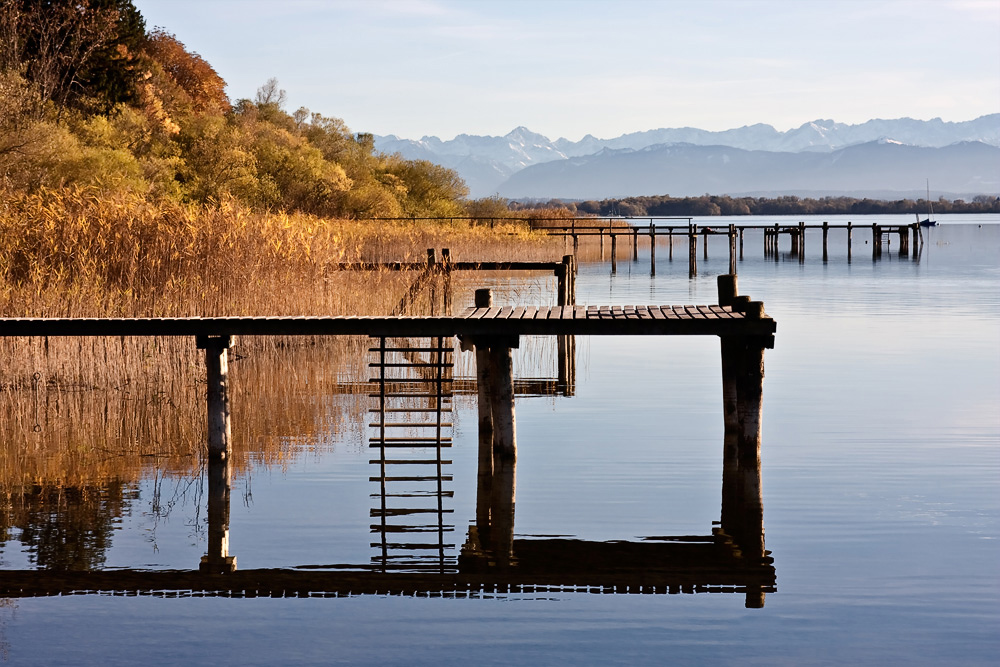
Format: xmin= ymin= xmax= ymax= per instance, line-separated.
xmin=0 ymin=188 xmax=563 ymax=488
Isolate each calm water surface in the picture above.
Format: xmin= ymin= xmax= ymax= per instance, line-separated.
xmin=2 ymin=215 xmax=998 ymax=665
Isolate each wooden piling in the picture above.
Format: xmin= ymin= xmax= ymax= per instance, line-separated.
xmin=688 ymin=225 xmax=697 ymax=277
xmin=847 ymin=221 xmax=853 ymax=261
xmin=739 ymin=227 xmax=744 ymax=260
xmin=197 ymin=335 xmax=232 ymax=459
xmin=668 ymin=228 xmax=673 ymax=261
xmin=441 ymin=248 xmax=452 ymax=314
xmin=731 ymin=226 xmax=737 ymax=271
xmin=610 ymin=234 xmax=617 ymax=274
xmin=822 ymin=222 xmax=829 ymax=262
xmin=633 ymin=228 xmax=639 ymax=261
xmin=649 ymin=223 xmax=656 ymax=276
xmin=798 ymin=222 xmax=805 ymax=263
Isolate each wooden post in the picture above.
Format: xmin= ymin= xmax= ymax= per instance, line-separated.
xmin=632 ymin=228 xmax=639 ymax=261
xmin=689 ymin=224 xmax=697 ymax=278
xmin=718 ymin=275 xmax=739 ymax=436
xmin=473 ymin=289 xmax=495 ymax=539
xmin=728 ymin=224 xmax=737 ymax=275
xmin=668 ymin=228 xmax=673 ymax=261
xmin=610 ymin=234 xmax=617 ymax=274
xmin=488 ymin=342 xmax=517 ymax=463
xmin=822 ymin=222 xmax=829 ymax=262
xmin=847 ymin=221 xmax=853 ymax=261
xmin=441 ymin=248 xmax=452 ymax=314
xmin=572 ymin=234 xmax=579 ymax=253
xmin=798 ymin=221 xmax=805 ymax=263
xmin=872 ymin=224 xmax=880 ymax=260
xmin=703 ymin=227 xmax=709 ymax=260
xmin=600 ymin=227 xmax=605 ymax=260
xmin=200 ymin=456 xmax=236 ymax=573
xmin=649 ymin=223 xmax=656 ymax=276
xmin=739 ymin=227 xmax=744 ymax=260
xmin=197 ymin=335 xmax=232 ymax=459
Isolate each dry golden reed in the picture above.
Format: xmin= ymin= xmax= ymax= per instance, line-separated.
xmin=0 ymin=185 xmax=562 ymax=488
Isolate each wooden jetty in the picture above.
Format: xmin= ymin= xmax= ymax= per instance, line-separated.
xmin=0 ymin=274 xmax=776 ymax=605
xmin=535 ymin=218 xmax=923 ymax=274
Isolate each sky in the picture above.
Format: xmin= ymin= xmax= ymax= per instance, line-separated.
xmin=131 ymin=0 xmax=1000 ymax=141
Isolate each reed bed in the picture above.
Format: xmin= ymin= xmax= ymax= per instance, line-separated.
xmin=0 ymin=186 xmax=562 ymax=490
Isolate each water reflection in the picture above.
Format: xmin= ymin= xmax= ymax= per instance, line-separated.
xmin=0 ymin=431 xmax=774 ymax=606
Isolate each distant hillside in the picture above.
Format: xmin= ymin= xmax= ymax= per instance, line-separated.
xmin=494 ymin=141 xmax=1000 ymax=200
xmin=375 ymin=115 xmax=1000 ymax=197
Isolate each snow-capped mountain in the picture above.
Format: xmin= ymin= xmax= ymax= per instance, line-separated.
xmin=374 ymin=115 xmax=1000 ymax=198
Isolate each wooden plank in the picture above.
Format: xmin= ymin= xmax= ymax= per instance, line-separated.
xmin=497 ymin=306 xmax=514 ymax=319
xmin=524 ymin=306 xmax=538 ymax=320
xmin=649 ymin=307 xmax=666 ymax=320
xmin=697 ymin=306 xmax=719 ymax=319
xmin=484 ymin=307 xmax=502 ymax=319
xmin=637 ymin=306 xmax=653 ymax=319
xmin=663 ymin=306 xmax=682 ymax=319
xmin=574 ymin=306 xmax=587 ymax=319
xmin=511 ymin=306 xmax=526 ymax=320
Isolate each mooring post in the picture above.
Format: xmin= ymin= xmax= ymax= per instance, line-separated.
xmin=798 ymin=222 xmax=805 ymax=263
xmin=898 ymin=227 xmax=908 ymax=256
xmin=703 ymin=227 xmax=709 ymax=260
xmin=689 ymin=224 xmax=697 ymax=277
xmin=200 ymin=456 xmax=237 ymax=573
xmin=441 ymin=248 xmax=452 ymax=314
xmin=718 ymin=274 xmax=740 ymax=437
xmin=610 ymin=233 xmax=617 ymax=274
xmin=872 ymin=224 xmax=880 ymax=260
xmin=197 ymin=335 xmax=232 ymax=459
xmin=632 ymin=228 xmax=639 ymax=261
xmin=847 ymin=221 xmax=853 ymax=261
xmin=728 ymin=224 xmax=737 ymax=275
xmin=822 ymin=222 xmax=829 ymax=262
xmin=668 ymin=228 xmax=673 ymax=261
xmin=649 ymin=223 xmax=657 ymax=276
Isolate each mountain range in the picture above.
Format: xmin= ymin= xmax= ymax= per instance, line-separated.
xmin=374 ymin=115 xmax=1000 ymax=199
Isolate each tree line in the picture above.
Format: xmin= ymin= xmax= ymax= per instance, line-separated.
xmin=512 ymin=193 xmax=1000 ymax=217
xmin=0 ymin=0 xmax=478 ymax=218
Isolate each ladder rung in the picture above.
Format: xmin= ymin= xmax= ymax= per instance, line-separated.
xmin=373 ymin=491 xmax=454 ymax=498
xmin=370 ymin=476 xmax=454 ymax=483
xmin=369 ymin=459 xmax=451 ymax=465
xmin=371 ymin=543 xmax=453 ymax=550
xmin=371 ymin=508 xmax=455 ymax=516
xmin=370 ymin=437 xmax=452 ymax=443
xmin=368 ymin=378 xmax=455 ymax=386
xmin=368 ymin=393 xmax=454 ymax=398
xmin=369 ymin=408 xmax=453 ymax=413
xmin=368 ymin=347 xmax=454 ymax=353
xmin=369 ymin=422 xmax=453 ymax=428
xmin=372 ymin=525 xmax=455 ymax=533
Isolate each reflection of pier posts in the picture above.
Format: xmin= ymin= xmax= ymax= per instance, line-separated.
xmin=197 ymin=335 xmax=232 ymax=459
xmin=469 ymin=288 xmax=518 ymax=568
xmin=200 ymin=457 xmax=237 ymax=573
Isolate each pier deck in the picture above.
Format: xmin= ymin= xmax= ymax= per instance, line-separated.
xmin=0 ymin=304 xmax=775 ymax=340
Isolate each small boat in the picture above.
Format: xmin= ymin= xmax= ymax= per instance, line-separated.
xmin=918 ymin=179 xmax=937 ymax=227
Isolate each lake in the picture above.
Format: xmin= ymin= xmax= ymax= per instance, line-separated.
xmin=2 ymin=214 xmax=998 ymax=665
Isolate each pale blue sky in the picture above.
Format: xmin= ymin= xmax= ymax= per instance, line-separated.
xmin=132 ymin=0 xmax=1000 ymax=141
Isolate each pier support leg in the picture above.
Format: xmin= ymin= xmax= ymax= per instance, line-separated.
xmin=468 ymin=288 xmax=518 ymax=567
xmin=633 ymin=229 xmax=639 ymax=261
xmin=728 ymin=225 xmax=737 ymax=275
xmin=822 ymin=222 xmax=829 ymax=262
xmin=650 ymin=224 xmax=656 ymax=276
xmin=197 ymin=335 xmax=232 ymax=459
xmin=847 ymin=222 xmax=853 ymax=262
xmin=610 ymin=234 xmax=617 ymax=274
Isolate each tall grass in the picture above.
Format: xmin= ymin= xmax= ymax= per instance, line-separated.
xmin=0 ymin=185 xmax=561 ymax=488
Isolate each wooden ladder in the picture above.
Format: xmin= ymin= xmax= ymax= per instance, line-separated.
xmin=368 ymin=336 xmax=455 ymax=573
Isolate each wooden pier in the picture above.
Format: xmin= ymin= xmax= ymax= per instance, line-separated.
xmin=536 ymin=218 xmax=924 ymax=275
xmin=1 ymin=274 xmax=776 ymax=604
